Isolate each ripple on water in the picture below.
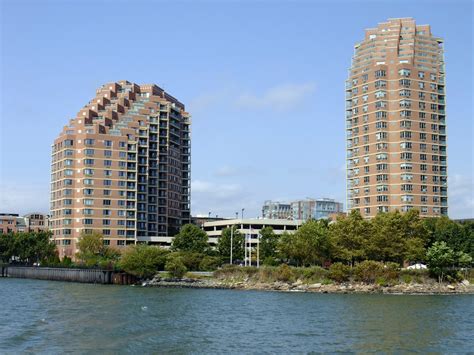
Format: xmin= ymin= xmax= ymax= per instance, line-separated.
xmin=0 ymin=279 xmax=473 ymax=353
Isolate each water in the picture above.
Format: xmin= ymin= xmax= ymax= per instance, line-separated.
xmin=0 ymin=278 xmax=473 ymax=353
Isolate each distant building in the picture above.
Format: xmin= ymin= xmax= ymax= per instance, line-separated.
xmin=262 ymin=201 xmax=292 ymax=219
xmin=191 ymin=216 xmax=228 ymax=228
xmin=202 ymin=218 xmax=303 ymax=246
xmin=291 ymin=198 xmax=344 ymax=221
xmin=0 ymin=212 xmax=50 ymax=234
xmin=24 ymin=213 xmax=50 ymax=232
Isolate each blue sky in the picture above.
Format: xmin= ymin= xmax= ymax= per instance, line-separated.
xmin=0 ymin=0 xmax=472 ymax=219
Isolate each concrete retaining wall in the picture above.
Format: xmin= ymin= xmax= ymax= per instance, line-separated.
xmin=3 ymin=266 xmax=135 ymax=285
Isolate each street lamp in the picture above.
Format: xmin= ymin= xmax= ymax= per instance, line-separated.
xmin=241 ymin=208 xmax=245 ymax=220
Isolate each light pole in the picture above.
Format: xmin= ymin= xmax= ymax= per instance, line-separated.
xmin=230 ymin=224 xmax=233 ymax=265
xmin=257 ymin=233 xmax=260 ymax=268
xmin=241 ymin=208 xmax=245 ymax=220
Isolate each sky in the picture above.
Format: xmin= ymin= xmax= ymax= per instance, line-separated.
xmin=0 ymin=0 xmax=473 ymax=219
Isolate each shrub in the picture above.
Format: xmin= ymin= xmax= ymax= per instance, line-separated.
xmin=376 ymin=277 xmax=389 ymax=287
xmin=262 ymin=256 xmax=280 ymax=266
xmin=383 ymin=262 xmax=401 ymax=281
xmin=256 ymin=266 xmax=277 ymax=283
xmin=214 ymin=264 xmax=245 ymax=279
xmin=354 ymin=260 xmax=384 ymax=283
xmin=275 ymin=264 xmax=294 ymax=282
xmin=401 ymin=274 xmax=413 ymax=284
xmin=300 ymin=266 xmax=328 ymax=283
xmin=165 ymin=256 xmax=187 ymax=278
xmin=171 ymin=252 xmax=204 ymax=271
xmin=328 ymin=262 xmax=351 ymax=283
xmin=119 ymin=245 xmax=169 ymax=279
xmin=199 ymin=256 xmax=223 ymax=271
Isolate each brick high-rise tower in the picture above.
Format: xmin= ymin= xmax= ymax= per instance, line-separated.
xmin=346 ymin=18 xmax=447 ymax=218
xmin=50 ymin=81 xmax=191 ymax=257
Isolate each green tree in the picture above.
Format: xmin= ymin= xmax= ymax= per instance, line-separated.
xmin=217 ymin=226 xmax=244 ymax=262
xmin=279 ymin=220 xmax=332 ymax=266
xmin=259 ymin=227 xmax=279 ymax=260
xmin=0 ymin=233 xmax=17 ymax=263
xmin=425 ymin=217 xmax=473 ymax=258
xmin=119 ymin=244 xmax=169 ymax=279
xmin=171 ymin=224 xmax=209 ymax=254
xmin=329 ymin=210 xmax=369 ymax=266
xmin=76 ymin=231 xmax=120 ymax=267
xmin=426 ymin=241 xmax=455 ymax=283
xmin=366 ymin=210 xmax=427 ymax=265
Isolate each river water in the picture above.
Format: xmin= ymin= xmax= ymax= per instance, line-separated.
xmin=0 ymin=278 xmax=472 ymax=353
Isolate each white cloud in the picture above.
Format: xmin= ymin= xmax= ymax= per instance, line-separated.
xmin=235 ymin=82 xmax=315 ymax=111
xmin=448 ymin=174 xmax=474 ymax=219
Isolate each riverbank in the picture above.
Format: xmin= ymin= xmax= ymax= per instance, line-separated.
xmin=143 ymin=274 xmax=473 ymax=295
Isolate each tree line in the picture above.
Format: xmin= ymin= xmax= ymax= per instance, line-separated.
xmin=0 ymin=210 xmax=472 ymax=282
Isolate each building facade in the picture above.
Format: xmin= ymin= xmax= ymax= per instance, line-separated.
xmin=346 ymin=18 xmax=447 ymax=218
xmin=0 ymin=213 xmax=49 ymax=234
xmin=262 ymin=200 xmax=292 ymax=219
xmin=50 ymin=81 xmax=191 ymax=257
xmin=291 ymin=198 xmax=343 ymax=221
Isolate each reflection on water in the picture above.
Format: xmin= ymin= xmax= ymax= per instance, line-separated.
xmin=0 ymin=278 xmax=472 ymax=353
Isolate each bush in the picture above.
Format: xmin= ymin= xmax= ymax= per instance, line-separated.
xmin=300 ymin=266 xmax=328 ymax=283
xmin=165 ymin=256 xmax=187 ymax=278
xmin=328 ymin=262 xmax=351 ymax=283
xmin=383 ymin=262 xmax=400 ymax=281
xmin=262 ymin=256 xmax=280 ymax=266
xmin=275 ymin=264 xmax=294 ymax=282
xmin=170 ymin=252 xmax=204 ymax=271
xmin=119 ymin=245 xmax=169 ymax=279
xmin=199 ymin=256 xmax=223 ymax=271
xmin=214 ymin=264 xmax=245 ymax=279
xmin=354 ymin=261 xmax=384 ymax=283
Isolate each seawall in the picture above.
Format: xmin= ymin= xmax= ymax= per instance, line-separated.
xmin=1 ymin=266 xmax=136 ymax=285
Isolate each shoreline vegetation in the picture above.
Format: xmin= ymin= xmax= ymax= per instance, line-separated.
xmin=139 ymin=265 xmax=473 ymax=295
xmin=1 ymin=210 xmax=473 ymax=294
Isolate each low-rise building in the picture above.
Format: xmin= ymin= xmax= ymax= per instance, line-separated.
xmin=202 ymin=218 xmax=303 ymax=246
xmin=0 ymin=212 xmax=50 ymax=234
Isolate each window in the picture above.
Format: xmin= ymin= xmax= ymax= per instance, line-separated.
xmin=104 ymin=180 xmax=112 ymax=186
xmin=83 ymin=169 xmax=94 ymax=176
xmin=104 ymin=170 xmax=112 ymax=177
xmin=375 ymin=69 xmax=386 ymax=78
xmin=104 ymin=150 xmax=112 ymax=157
xmin=84 ymin=139 xmax=95 ymax=146
xmin=418 ymin=71 xmax=425 ymax=79
xmin=104 ymin=160 xmax=112 ymax=167
xmin=102 ymin=219 xmax=111 ymax=226
xmin=84 ymin=149 xmax=94 ymax=156
xmin=83 ymin=218 xmax=93 ymax=225
xmin=83 ymin=199 xmax=93 ymax=206
xmin=104 ymin=140 xmax=112 ymax=147
xmin=398 ymin=69 xmax=411 ymax=77
xmin=84 ymin=159 xmax=94 ymax=166
xmin=103 ymin=200 xmax=111 ymax=206
xmin=83 ymin=188 xmax=94 ymax=196
xmin=83 ymin=209 xmax=93 ymax=215
xmin=103 ymin=189 xmax=111 ymax=196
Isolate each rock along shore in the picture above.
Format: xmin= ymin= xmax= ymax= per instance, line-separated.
xmin=142 ymin=276 xmax=473 ymax=295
